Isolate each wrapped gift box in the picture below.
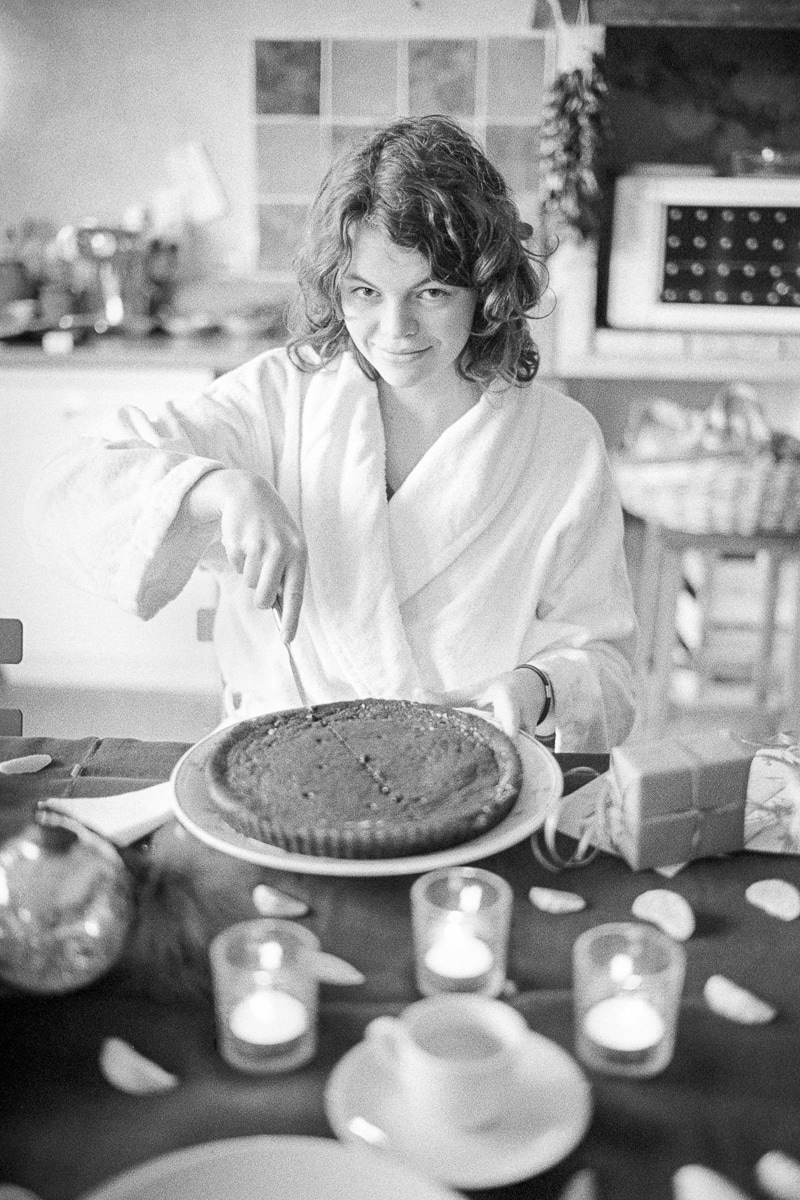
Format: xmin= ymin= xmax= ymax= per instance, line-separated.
xmin=603 ymin=731 xmax=756 ymax=871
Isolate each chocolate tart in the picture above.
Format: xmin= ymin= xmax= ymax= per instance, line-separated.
xmin=205 ymin=699 xmax=523 ymax=859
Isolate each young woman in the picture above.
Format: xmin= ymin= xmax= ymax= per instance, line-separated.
xmin=25 ymin=116 xmax=637 ymax=750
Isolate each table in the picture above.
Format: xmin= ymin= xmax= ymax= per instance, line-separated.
xmin=2 ymin=735 xmax=800 ymax=1200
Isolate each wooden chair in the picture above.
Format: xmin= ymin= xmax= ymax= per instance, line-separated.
xmin=634 ymin=521 xmax=800 ymax=736
xmin=0 ymin=618 xmax=23 ymax=736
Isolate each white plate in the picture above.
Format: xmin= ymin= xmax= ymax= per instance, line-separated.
xmin=324 ymin=1030 xmax=593 ymax=1190
xmin=77 ymin=1134 xmax=459 ymax=1200
xmin=170 ymin=718 xmax=562 ymax=877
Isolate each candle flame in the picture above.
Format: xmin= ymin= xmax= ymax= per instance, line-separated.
xmin=609 ymin=953 xmax=635 ymax=984
xmin=458 ymin=884 xmax=483 ymax=914
xmin=426 ymin=914 xmax=494 ymax=979
xmin=257 ymin=940 xmax=283 ymax=970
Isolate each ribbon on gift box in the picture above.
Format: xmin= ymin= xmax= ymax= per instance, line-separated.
xmin=535 ymin=731 xmax=800 ymax=873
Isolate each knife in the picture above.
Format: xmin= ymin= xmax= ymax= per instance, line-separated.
xmin=272 ymin=604 xmax=311 ymax=710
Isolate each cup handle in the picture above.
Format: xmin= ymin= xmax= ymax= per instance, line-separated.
xmin=365 ymin=1015 xmax=406 ymax=1071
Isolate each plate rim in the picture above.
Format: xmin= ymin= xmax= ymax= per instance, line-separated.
xmin=76 ymin=1133 xmax=459 ymax=1200
xmin=169 ymin=714 xmax=562 ymax=878
xmin=324 ymin=1029 xmax=593 ymax=1189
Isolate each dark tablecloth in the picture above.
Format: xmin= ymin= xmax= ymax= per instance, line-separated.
xmin=1 ymin=735 xmax=799 ymax=1200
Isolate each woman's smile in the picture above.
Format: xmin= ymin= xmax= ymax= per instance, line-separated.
xmin=340 ymin=223 xmax=478 ymax=403
xmin=375 ymin=344 xmax=430 ymax=360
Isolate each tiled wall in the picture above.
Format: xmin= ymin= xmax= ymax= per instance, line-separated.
xmin=253 ymin=36 xmax=548 ymax=275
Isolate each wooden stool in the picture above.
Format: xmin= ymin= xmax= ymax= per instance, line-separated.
xmin=634 ymin=522 xmax=800 ymax=736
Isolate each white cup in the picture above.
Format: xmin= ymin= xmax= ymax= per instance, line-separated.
xmin=365 ymin=994 xmax=529 ymax=1130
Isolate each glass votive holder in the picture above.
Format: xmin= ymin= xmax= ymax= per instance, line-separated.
xmin=573 ymin=922 xmax=686 ymax=1079
xmin=411 ymin=867 xmax=513 ymax=998
xmin=209 ymin=919 xmax=319 ymax=1074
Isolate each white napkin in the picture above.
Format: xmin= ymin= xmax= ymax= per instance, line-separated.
xmin=44 ymin=782 xmax=174 ymax=846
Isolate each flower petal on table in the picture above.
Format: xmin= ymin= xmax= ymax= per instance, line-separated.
xmin=703 ymin=975 xmax=777 ymax=1025
xmin=557 ymin=1168 xmax=598 ymax=1200
xmin=632 ymin=889 xmax=695 ymax=941
xmin=252 ymin=884 xmax=310 ymax=918
xmin=529 ymin=886 xmax=586 ymax=914
xmin=746 ymin=879 xmax=800 ymax=922
xmin=673 ymin=1165 xmax=753 ymax=1200
xmin=0 ymin=754 xmax=52 ymax=775
xmin=756 ymin=1150 xmax=800 ymax=1200
xmin=314 ymin=952 xmax=365 ymax=986
xmin=99 ymin=1037 xmax=179 ymax=1094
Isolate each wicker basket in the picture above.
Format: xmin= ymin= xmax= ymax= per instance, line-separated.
xmin=613 ymin=453 xmax=800 ymax=537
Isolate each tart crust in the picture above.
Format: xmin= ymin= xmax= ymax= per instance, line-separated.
xmin=206 ymin=699 xmax=523 ymax=858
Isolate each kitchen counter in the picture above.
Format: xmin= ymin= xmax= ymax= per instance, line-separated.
xmin=0 ymin=332 xmax=286 ymax=376
xmin=5 ymin=333 xmax=800 ymax=384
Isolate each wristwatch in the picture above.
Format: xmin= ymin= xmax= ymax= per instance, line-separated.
xmin=514 ymin=663 xmax=554 ymax=726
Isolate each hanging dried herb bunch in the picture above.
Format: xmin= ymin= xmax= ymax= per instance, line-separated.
xmin=540 ymin=48 xmax=610 ymax=239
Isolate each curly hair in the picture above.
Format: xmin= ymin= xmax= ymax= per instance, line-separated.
xmin=286 ymin=115 xmax=547 ymax=388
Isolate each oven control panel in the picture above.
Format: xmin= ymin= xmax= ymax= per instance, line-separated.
xmin=607 ymin=172 xmax=800 ymax=332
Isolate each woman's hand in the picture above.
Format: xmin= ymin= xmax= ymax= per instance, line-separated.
xmin=419 ymin=669 xmax=547 ymax=739
xmin=185 ymin=468 xmax=307 ymax=641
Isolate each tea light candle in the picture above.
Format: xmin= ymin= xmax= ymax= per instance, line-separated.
xmin=583 ymin=993 xmax=665 ymax=1057
xmin=573 ymin=924 xmax=684 ymax=1079
xmin=229 ymin=989 xmax=309 ymax=1049
xmin=423 ymin=914 xmax=494 ymax=987
xmin=211 ymin=922 xmax=319 ymax=1074
xmin=412 ymin=869 xmax=511 ymax=998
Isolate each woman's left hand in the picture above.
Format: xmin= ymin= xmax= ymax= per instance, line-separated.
xmin=417 ymin=669 xmax=546 ymax=739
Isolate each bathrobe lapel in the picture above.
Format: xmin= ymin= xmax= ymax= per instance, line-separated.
xmin=389 ymin=390 xmax=538 ymax=606
xmin=299 ymin=356 xmax=539 ymax=696
xmin=299 ymin=356 xmax=421 ymax=696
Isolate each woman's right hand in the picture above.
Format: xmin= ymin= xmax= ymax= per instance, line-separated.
xmin=185 ymin=468 xmax=307 ymax=641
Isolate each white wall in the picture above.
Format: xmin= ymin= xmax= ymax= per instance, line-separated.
xmin=0 ymin=0 xmax=537 ymax=274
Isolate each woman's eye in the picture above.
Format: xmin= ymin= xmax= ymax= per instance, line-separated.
xmin=351 ymin=286 xmax=377 ymax=299
xmin=419 ymin=287 xmax=449 ymax=300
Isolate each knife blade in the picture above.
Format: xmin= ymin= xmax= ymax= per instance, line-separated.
xmin=272 ymin=605 xmax=311 ymax=710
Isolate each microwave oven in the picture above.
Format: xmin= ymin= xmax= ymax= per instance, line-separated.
xmin=606 ymin=170 xmax=800 ymax=333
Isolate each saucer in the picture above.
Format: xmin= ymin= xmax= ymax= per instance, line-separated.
xmin=324 ymin=1029 xmax=592 ymax=1189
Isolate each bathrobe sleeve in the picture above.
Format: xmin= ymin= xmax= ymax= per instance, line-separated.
xmin=516 ymin=404 xmax=638 ymax=751
xmin=24 ymin=349 xmax=302 ymax=620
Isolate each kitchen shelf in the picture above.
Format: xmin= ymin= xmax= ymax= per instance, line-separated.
xmin=554 ymin=352 xmax=800 ymax=383
xmin=546 ymin=239 xmax=800 ymax=386
xmin=534 ymin=0 xmax=800 ymax=26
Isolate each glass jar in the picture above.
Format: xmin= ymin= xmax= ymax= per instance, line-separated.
xmin=0 ymin=812 xmax=134 ymax=993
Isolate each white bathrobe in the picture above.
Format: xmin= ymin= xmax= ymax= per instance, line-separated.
xmin=25 ymin=348 xmax=638 ymax=750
